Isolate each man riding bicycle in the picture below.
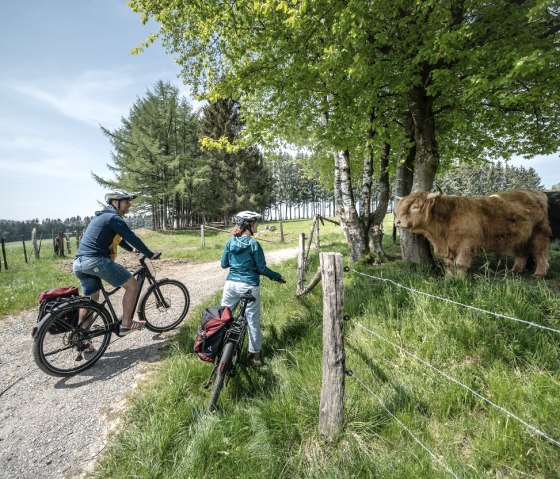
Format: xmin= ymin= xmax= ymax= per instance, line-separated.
xmin=73 ymin=190 xmax=160 ymax=334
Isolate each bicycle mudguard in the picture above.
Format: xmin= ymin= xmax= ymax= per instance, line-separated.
xmin=31 ymin=312 xmax=53 ymax=338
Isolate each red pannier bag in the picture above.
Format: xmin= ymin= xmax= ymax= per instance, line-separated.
xmin=36 ymin=286 xmax=80 ymax=334
xmin=194 ymin=306 xmax=233 ymax=363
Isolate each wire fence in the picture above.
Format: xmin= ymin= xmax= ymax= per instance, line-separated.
xmin=351 ymin=269 xmax=560 ymax=335
xmin=350 ymin=371 xmax=461 ymax=479
xmin=310 ymin=251 xmax=560 ymax=477
xmin=331 ymin=265 xmax=560 ymax=476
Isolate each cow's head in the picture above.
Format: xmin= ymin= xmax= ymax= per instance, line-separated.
xmin=394 ymin=191 xmax=440 ymax=232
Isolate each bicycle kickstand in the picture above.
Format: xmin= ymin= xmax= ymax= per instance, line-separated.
xmin=204 ymin=364 xmax=218 ymax=389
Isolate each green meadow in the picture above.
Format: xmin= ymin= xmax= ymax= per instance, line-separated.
xmin=3 ymin=218 xmax=560 ymax=477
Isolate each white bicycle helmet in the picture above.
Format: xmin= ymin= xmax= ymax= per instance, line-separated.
xmin=235 ymin=210 xmax=262 ymax=227
xmin=105 ymin=189 xmax=137 ymax=204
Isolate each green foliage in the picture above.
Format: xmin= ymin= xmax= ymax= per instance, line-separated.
xmin=199 ymin=99 xmax=273 ymax=217
xmin=129 ymin=0 xmax=560 ymax=165
xmin=95 ymin=80 xmax=203 ymax=228
xmin=437 ymin=160 xmax=544 ymax=195
xmin=267 ymin=151 xmax=334 ymax=211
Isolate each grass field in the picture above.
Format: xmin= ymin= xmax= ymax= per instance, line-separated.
xmin=89 ymin=225 xmax=560 ymax=478
xmin=4 ymin=218 xmax=560 ymax=477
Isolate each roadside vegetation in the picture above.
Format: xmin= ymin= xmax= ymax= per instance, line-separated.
xmin=92 ymin=232 xmax=560 ymax=478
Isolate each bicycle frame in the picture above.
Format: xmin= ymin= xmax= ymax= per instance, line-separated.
xmin=92 ymin=256 xmax=168 ymax=334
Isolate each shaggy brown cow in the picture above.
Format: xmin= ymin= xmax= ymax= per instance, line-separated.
xmin=394 ymin=189 xmax=551 ymax=277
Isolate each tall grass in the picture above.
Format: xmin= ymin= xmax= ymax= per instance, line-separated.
xmin=93 ymin=239 xmax=560 ymax=478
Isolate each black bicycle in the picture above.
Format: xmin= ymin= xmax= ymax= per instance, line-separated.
xmin=32 ymin=254 xmax=190 ymax=376
xmin=204 ymin=290 xmax=256 ymax=411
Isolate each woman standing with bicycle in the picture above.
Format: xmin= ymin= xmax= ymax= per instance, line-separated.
xmin=220 ymin=211 xmax=286 ymax=366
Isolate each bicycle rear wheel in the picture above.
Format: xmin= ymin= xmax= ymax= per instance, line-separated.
xmin=33 ymin=299 xmax=113 ymax=376
xmin=209 ymin=342 xmax=235 ymax=412
xmin=139 ymin=279 xmax=190 ymax=332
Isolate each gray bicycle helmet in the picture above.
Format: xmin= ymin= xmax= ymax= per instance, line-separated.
xmin=235 ymin=210 xmax=262 ymax=227
xmin=105 ymin=189 xmax=137 ymax=204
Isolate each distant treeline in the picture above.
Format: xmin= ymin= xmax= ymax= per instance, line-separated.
xmin=0 ymin=215 xmax=153 ymax=243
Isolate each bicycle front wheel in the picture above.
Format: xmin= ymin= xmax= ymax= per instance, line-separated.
xmin=209 ymin=342 xmax=235 ymax=412
xmin=32 ymin=299 xmax=113 ymax=376
xmin=139 ymin=279 xmax=190 ymax=332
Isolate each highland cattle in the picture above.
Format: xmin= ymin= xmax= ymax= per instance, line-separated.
xmin=394 ymin=189 xmax=551 ymax=277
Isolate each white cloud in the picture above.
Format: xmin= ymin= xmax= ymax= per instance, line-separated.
xmin=0 ymin=134 xmax=101 ymax=179
xmin=3 ymin=70 xmax=137 ymax=128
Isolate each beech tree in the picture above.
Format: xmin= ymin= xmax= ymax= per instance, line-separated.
xmin=129 ymin=0 xmax=560 ymax=261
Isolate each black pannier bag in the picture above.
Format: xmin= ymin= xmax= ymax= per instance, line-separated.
xmin=194 ymin=306 xmax=233 ymax=362
xmin=36 ymin=286 xmax=80 ymax=334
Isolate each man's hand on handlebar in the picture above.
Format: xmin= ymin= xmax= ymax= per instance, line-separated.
xmin=151 ymin=251 xmax=162 ymax=260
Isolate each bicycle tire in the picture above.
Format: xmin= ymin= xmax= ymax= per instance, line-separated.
xmin=139 ymin=279 xmax=190 ymax=332
xmin=32 ymin=298 xmax=113 ymax=376
xmin=209 ymin=342 xmax=235 ymax=412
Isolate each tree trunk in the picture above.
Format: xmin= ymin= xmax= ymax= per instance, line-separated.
xmin=400 ymin=83 xmax=439 ymax=266
xmin=334 ymin=150 xmax=368 ymax=262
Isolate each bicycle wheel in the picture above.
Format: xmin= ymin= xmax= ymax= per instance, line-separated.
xmin=33 ymin=299 xmax=113 ymax=377
xmin=139 ymin=279 xmax=190 ymax=332
xmin=209 ymin=342 xmax=235 ymax=412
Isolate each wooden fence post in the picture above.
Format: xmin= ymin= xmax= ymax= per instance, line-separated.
xmin=279 ymin=220 xmax=285 ymax=243
xmin=21 ymin=236 xmax=28 ymax=263
xmin=319 ymin=252 xmax=345 ymax=439
xmin=297 ymin=233 xmax=306 ymax=292
xmin=65 ymin=234 xmax=71 ymax=254
xmin=200 ymin=224 xmax=205 ymax=248
xmin=304 ymin=216 xmax=317 ymax=269
xmin=315 ymin=215 xmax=321 ymax=249
xmin=32 ymin=228 xmax=40 ymax=259
xmin=57 ymin=233 xmax=65 ymax=257
xmin=1 ymin=236 xmax=7 ymax=270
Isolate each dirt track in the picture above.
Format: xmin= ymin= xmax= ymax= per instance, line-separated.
xmin=0 ymin=248 xmax=297 ymax=479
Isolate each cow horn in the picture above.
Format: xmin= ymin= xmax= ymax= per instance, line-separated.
xmin=394 ymin=195 xmax=403 ymax=201
xmin=434 ymin=184 xmax=444 ymax=195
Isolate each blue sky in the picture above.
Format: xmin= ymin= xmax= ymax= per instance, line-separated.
xmin=0 ymin=2 xmax=558 ymax=221
xmin=0 ymin=1 xmax=198 ymax=221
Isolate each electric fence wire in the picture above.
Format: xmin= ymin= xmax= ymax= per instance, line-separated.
xmin=351 ymin=269 xmax=560 ymax=335
xmin=350 ymin=371 xmax=461 ymax=479
xmin=352 ymin=320 xmax=560 ymax=448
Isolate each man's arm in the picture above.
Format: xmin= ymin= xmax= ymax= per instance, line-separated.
xmin=109 ymin=216 xmax=154 ymax=257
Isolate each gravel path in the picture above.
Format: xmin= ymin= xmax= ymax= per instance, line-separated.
xmin=0 ymin=248 xmax=297 ymax=479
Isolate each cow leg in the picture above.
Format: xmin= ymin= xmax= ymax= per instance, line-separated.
xmin=529 ymin=234 xmax=550 ymax=278
xmin=454 ymin=251 xmax=472 ymax=277
xmin=511 ymin=249 xmax=528 ymax=274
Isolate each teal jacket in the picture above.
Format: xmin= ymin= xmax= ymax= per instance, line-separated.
xmin=220 ymin=235 xmax=282 ymax=286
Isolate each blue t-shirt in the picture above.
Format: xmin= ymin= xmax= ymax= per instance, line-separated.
xmin=220 ymin=236 xmax=281 ymax=286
